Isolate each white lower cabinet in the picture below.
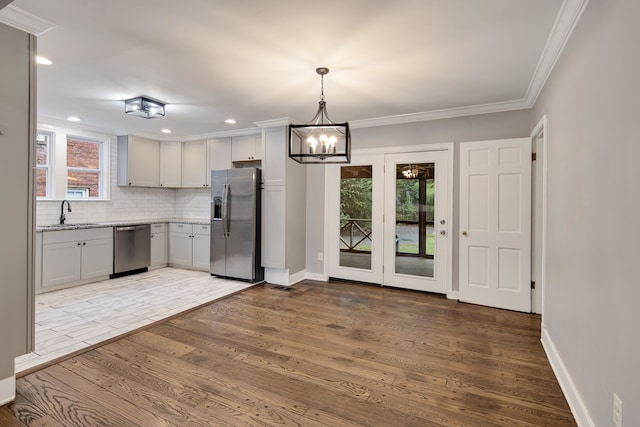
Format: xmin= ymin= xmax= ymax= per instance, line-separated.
xmin=192 ymin=232 xmax=210 ymax=270
xmin=150 ymin=223 xmax=168 ymax=267
xmin=169 ymin=223 xmax=210 ymax=271
xmin=41 ymin=227 xmax=113 ymax=290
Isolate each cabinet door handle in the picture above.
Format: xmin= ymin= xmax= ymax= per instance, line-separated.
xmin=77 ymin=242 xmax=81 ymax=246
xmin=83 ymin=242 xmax=86 ymax=245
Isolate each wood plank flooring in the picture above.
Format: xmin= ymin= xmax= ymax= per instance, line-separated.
xmin=1 ymin=280 xmax=576 ymax=426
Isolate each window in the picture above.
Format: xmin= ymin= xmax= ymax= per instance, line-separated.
xmin=66 ymin=136 xmax=104 ymax=199
xmin=35 ymin=132 xmax=52 ymax=198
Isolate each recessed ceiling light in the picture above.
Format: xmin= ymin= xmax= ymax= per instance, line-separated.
xmin=36 ymin=56 xmax=52 ymax=65
xmin=42 ymin=124 xmax=54 ymax=128
xmin=161 ymin=129 xmax=171 ymax=134
xmin=225 ymin=119 xmax=236 ymax=124
xmin=67 ymin=116 xmax=82 ymax=122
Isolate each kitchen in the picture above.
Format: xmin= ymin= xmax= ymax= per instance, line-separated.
xmin=26 ymin=123 xmax=299 ymax=372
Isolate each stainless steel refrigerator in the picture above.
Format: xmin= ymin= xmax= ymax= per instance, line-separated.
xmin=210 ymin=167 xmax=264 ymax=282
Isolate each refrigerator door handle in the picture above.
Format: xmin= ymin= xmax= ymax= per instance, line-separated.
xmin=222 ymin=183 xmax=230 ymax=237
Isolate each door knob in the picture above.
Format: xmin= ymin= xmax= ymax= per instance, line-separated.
xmin=440 ymin=230 xmax=446 ymax=236
xmin=440 ymin=219 xmax=446 ymax=225
xmin=462 ymin=231 xmax=468 ymax=236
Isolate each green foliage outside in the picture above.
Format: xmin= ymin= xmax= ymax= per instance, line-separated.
xmin=340 ymin=175 xmax=436 ymax=255
xmin=395 ymin=179 xmax=435 ymax=221
xmin=340 ymin=177 xmax=435 ymax=222
xmin=340 ymin=178 xmax=372 ymax=221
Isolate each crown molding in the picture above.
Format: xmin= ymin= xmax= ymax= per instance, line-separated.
xmin=0 ymin=5 xmax=55 ymax=36
xmin=525 ymin=0 xmax=590 ymax=106
xmin=254 ymin=117 xmax=291 ymax=129
xmin=349 ymin=99 xmax=530 ymax=129
xmin=177 ymin=127 xmax=261 ymax=142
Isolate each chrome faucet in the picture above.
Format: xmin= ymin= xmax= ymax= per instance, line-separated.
xmin=60 ymin=199 xmax=72 ymax=224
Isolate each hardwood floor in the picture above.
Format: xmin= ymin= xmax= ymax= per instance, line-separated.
xmin=1 ymin=280 xmax=576 ymax=426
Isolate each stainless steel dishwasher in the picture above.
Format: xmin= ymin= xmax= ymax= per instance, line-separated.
xmin=112 ymin=224 xmax=151 ymax=278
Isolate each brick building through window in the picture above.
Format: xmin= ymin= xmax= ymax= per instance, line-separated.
xmin=35 ymin=133 xmax=50 ymax=198
xmin=67 ymin=137 xmax=102 ymax=198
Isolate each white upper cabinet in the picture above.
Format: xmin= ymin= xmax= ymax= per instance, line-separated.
xmin=182 ymin=140 xmax=208 ymax=187
xmin=232 ymin=134 xmax=262 ymax=162
xmin=159 ymin=142 xmax=182 ymax=187
xmin=118 ymin=135 xmax=160 ymax=187
xmin=183 ymin=138 xmax=232 ymax=187
xmin=208 ymin=138 xmax=232 ymax=173
xmin=262 ymin=127 xmax=286 ymax=186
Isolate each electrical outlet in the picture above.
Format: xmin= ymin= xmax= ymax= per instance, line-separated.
xmin=613 ymin=393 xmax=623 ymax=427
xmin=317 ymin=252 xmax=324 ymax=261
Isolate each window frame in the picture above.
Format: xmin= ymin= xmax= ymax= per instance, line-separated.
xmin=35 ymin=130 xmax=53 ymax=199
xmin=35 ymin=126 xmax=111 ymax=201
xmin=65 ymin=134 xmax=106 ymax=200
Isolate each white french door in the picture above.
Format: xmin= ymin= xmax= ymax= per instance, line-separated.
xmin=328 ymin=150 xmax=450 ymax=294
xmin=327 ymin=154 xmax=384 ymax=284
xmin=459 ymin=138 xmax=532 ymax=312
xmin=383 ymin=151 xmax=449 ymax=293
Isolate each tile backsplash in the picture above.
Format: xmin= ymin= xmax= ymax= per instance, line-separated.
xmin=174 ymin=188 xmax=210 ymax=220
xmin=36 ymin=135 xmax=211 ymax=225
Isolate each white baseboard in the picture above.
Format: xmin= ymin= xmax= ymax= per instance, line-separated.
xmin=288 ymin=270 xmax=306 ymax=285
xmin=305 ymin=272 xmax=328 ymax=282
xmin=447 ymin=290 xmax=459 ymax=300
xmin=0 ymin=375 xmax=15 ymax=406
xmin=264 ymin=268 xmax=306 ymax=286
xmin=265 ymin=268 xmax=289 ymax=286
xmin=541 ymin=327 xmax=595 ymax=427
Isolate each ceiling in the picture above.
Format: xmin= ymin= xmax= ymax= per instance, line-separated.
xmin=2 ymin=0 xmax=574 ymax=140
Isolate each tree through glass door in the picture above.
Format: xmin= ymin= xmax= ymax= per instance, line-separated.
xmin=394 ymin=163 xmax=435 ymax=278
xmin=383 ymin=151 xmax=449 ymax=293
xmin=339 ymin=165 xmax=373 ymax=270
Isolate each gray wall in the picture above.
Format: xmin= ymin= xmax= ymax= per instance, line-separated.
xmin=532 ymin=0 xmax=640 ymax=425
xmin=305 ymin=109 xmax=531 ymax=290
xmin=0 ymin=23 xmax=32 ymax=383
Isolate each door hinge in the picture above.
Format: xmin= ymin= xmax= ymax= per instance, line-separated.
xmin=531 ymin=281 xmax=536 ymax=290
xmin=531 ymin=152 xmax=537 ymax=161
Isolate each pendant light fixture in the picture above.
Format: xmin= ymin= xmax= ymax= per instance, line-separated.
xmin=289 ymin=67 xmax=351 ymax=164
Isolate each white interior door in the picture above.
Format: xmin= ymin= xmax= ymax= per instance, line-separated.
xmin=383 ymin=151 xmax=449 ymax=293
xmin=327 ymin=154 xmax=384 ymax=284
xmin=459 ymin=138 xmax=531 ymax=312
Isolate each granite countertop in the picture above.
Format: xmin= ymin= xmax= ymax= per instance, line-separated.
xmin=36 ymin=218 xmax=210 ymax=232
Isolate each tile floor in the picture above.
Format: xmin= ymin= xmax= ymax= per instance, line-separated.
xmin=15 ymin=267 xmax=255 ymax=374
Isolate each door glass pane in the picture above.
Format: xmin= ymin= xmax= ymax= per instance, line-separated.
xmin=395 ymin=163 xmax=435 ymax=277
xmin=339 ymin=165 xmax=372 ymax=269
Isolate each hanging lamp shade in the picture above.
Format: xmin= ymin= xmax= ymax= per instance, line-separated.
xmin=289 ymin=67 xmax=351 ymax=164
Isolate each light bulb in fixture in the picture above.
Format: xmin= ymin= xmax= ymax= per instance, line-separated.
xmin=161 ymin=129 xmax=171 ymax=134
xmin=67 ymin=116 xmax=82 ymax=122
xmin=307 ymin=136 xmax=318 ymax=153
xmin=225 ymin=119 xmax=236 ymax=124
